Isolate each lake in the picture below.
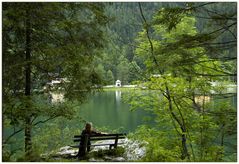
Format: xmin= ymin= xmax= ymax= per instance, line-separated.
xmin=77 ymin=90 xmax=237 ymax=132
xmin=78 ymin=90 xmax=155 ymax=133
xmin=3 ymin=90 xmax=237 ymax=160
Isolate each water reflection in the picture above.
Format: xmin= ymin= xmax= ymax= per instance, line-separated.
xmin=78 ymin=91 xmax=155 ymax=133
xmin=115 ymin=90 xmax=121 ymax=105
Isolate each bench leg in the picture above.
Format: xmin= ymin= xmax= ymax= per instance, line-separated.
xmin=114 ymin=135 xmax=119 ymax=149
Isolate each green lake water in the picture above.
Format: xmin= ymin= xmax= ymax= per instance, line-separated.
xmin=78 ymin=90 xmax=155 ymax=132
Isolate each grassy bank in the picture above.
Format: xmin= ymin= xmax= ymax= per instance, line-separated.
xmin=103 ymin=87 xmax=140 ymax=91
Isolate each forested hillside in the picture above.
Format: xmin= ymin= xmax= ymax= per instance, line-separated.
xmin=94 ymin=2 xmax=236 ymax=85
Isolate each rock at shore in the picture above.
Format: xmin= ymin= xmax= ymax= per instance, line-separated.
xmin=48 ymin=138 xmax=146 ymax=162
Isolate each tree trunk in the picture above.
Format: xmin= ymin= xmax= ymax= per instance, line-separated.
xmin=218 ymin=124 xmax=225 ymax=161
xmin=24 ymin=7 xmax=32 ymax=159
xmin=181 ymin=130 xmax=189 ymax=160
xmin=25 ymin=116 xmax=32 ymax=158
xmin=220 ymin=124 xmax=225 ymax=146
xmin=166 ymin=87 xmax=190 ymax=160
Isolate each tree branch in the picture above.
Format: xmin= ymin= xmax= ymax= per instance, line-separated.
xmin=190 ymin=2 xmax=216 ymax=10
xmin=33 ymin=115 xmax=58 ymax=126
xmin=3 ymin=128 xmax=24 ymax=145
xmin=3 ymin=116 xmax=58 ymax=145
xmin=207 ymin=22 xmax=236 ymax=36
xmin=138 ymin=2 xmax=161 ymax=70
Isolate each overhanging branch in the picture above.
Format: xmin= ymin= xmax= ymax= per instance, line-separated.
xmin=3 ymin=115 xmax=58 ymax=145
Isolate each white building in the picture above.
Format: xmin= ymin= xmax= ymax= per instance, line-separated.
xmin=115 ymin=80 xmax=121 ymax=87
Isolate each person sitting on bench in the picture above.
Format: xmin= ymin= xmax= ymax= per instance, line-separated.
xmin=78 ymin=122 xmax=106 ymax=157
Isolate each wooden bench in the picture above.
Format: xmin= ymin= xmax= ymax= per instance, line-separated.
xmin=72 ymin=133 xmax=126 ymax=157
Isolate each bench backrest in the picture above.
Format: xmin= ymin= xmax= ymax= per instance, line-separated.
xmin=74 ymin=133 xmax=126 ymax=142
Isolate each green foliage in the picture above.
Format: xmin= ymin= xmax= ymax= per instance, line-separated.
xmin=2 ymin=2 xmax=236 ymax=162
xmin=128 ymin=61 xmax=142 ymax=83
xmin=94 ymin=64 xmax=106 ymax=84
xmin=116 ymin=58 xmax=130 ymax=85
xmin=106 ymin=70 xmax=115 ymax=85
xmin=16 ymin=147 xmax=43 ymax=162
xmin=2 ymin=148 xmax=11 ymax=162
xmin=153 ymin=5 xmax=195 ymax=32
xmin=153 ymin=2 xmax=236 ymax=75
xmin=2 ymin=2 xmax=110 ymax=161
xmin=129 ymin=125 xmax=182 ymax=162
xmin=89 ymin=147 xmax=125 ymax=159
xmin=125 ymin=6 xmax=236 ymax=161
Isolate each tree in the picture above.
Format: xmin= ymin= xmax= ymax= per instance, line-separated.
xmin=152 ymin=2 xmax=236 ymax=79
xmin=125 ymin=3 xmax=235 ymax=161
xmin=128 ymin=61 xmax=141 ymax=83
xmin=3 ymin=2 xmax=109 ymax=160
xmin=94 ymin=64 xmax=106 ymax=85
xmin=106 ymin=70 xmax=115 ymax=85
xmin=116 ymin=56 xmax=130 ymax=85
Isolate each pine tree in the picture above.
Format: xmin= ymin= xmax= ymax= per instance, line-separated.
xmin=3 ymin=2 xmax=109 ymax=160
